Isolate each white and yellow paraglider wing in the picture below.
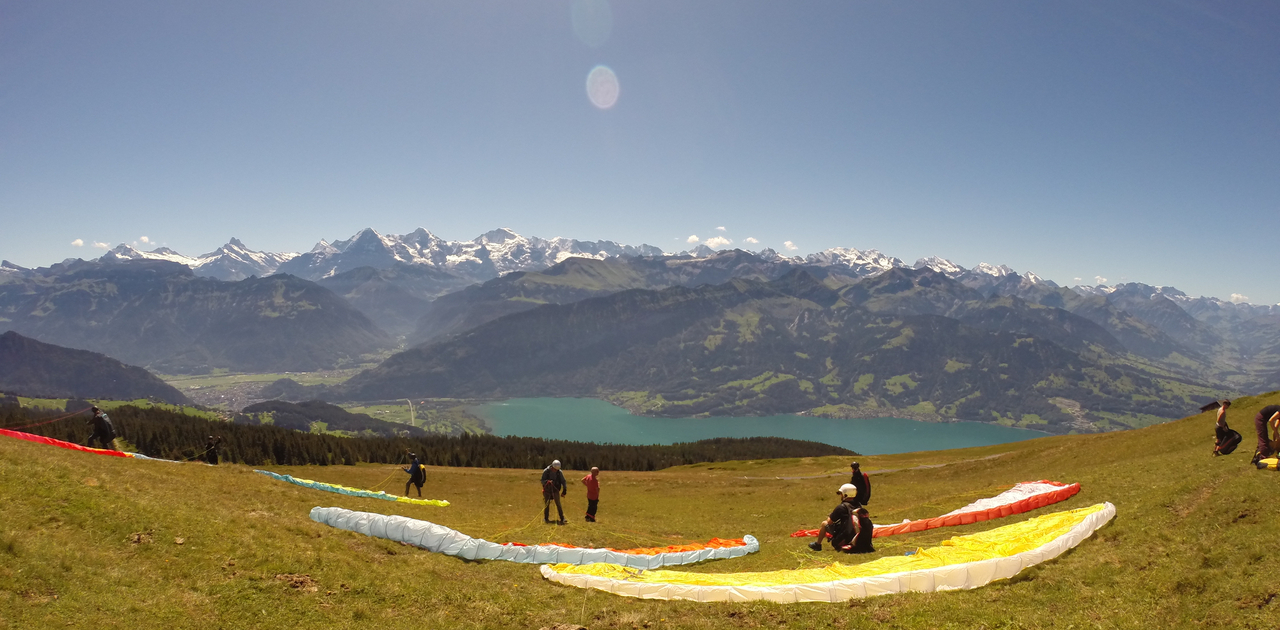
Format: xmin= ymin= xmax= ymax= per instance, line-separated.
xmin=540 ymin=502 xmax=1115 ymax=602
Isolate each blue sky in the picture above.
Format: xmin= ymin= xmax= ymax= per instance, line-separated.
xmin=2 ymin=1 xmax=1277 ymax=303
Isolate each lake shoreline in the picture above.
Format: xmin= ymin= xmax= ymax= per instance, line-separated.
xmin=472 ymin=397 xmax=1048 ymax=456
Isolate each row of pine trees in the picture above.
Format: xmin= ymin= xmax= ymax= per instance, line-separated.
xmin=1 ymin=403 xmax=854 ymax=470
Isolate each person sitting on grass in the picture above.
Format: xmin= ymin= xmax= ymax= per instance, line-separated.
xmin=1208 ymin=400 xmax=1242 ymax=456
xmin=808 ymin=483 xmax=861 ymax=552
xmin=849 ymin=506 xmax=876 ymax=554
xmin=403 ymin=451 xmax=425 ymax=497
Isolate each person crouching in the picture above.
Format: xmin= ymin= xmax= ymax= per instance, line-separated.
xmin=808 ymin=483 xmax=875 ymax=553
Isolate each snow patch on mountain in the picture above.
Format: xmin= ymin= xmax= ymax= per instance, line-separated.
xmin=805 ymin=248 xmax=905 ymax=276
xmin=913 ymin=256 xmax=965 ymax=276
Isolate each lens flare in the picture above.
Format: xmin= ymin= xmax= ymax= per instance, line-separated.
xmin=586 ymin=65 xmax=620 ymax=109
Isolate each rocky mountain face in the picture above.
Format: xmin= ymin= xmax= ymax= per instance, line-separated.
xmin=341 ymin=269 xmax=1216 ymax=433
xmin=0 ymin=331 xmax=190 ymax=404
xmin=0 ymin=259 xmax=392 ymax=374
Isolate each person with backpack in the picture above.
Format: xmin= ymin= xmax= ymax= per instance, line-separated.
xmin=403 ymin=451 xmax=425 ymax=497
xmin=204 ymin=435 xmax=224 ymax=464
xmin=85 ymin=406 xmax=117 ymax=451
xmin=1206 ymin=400 xmax=1242 ymax=456
xmin=808 ymin=483 xmax=862 ymax=552
xmin=849 ymin=461 xmax=871 ymax=506
xmin=541 ymin=460 xmax=567 ymax=525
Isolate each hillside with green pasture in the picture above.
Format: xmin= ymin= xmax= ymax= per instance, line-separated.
xmin=2 ymin=392 xmax=1278 ymax=628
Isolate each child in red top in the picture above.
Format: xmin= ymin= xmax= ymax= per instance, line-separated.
xmin=581 ymin=467 xmax=601 ymax=522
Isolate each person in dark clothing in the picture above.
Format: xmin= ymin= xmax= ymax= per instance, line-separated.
xmin=581 ymin=467 xmax=600 ymax=522
xmin=541 ymin=460 xmax=567 ymax=524
xmin=1209 ymin=401 xmax=1242 ymax=456
xmin=849 ymin=462 xmax=871 ymax=506
xmin=403 ymin=451 xmax=425 ymax=497
xmin=85 ymin=406 xmax=117 ymax=451
xmin=848 ymin=507 xmax=876 ymax=554
xmin=204 ymin=435 xmax=223 ymax=464
xmin=1254 ymin=405 xmax=1280 ymax=463
xmin=809 ymin=484 xmax=861 ymax=552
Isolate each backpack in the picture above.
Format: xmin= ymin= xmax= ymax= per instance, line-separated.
xmin=1217 ymin=429 xmax=1242 ymax=455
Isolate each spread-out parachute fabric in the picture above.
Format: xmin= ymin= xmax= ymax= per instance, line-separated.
xmin=310 ymin=506 xmax=759 ymax=568
xmin=542 ymin=502 xmax=1115 ymax=603
xmin=256 ymin=470 xmax=449 ymax=507
xmin=791 ymin=480 xmax=1081 ymax=539
xmin=0 ymin=427 xmax=177 ymax=462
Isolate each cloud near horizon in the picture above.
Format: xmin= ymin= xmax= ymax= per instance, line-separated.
xmin=715 ymin=226 xmax=726 ymax=232
xmin=1094 ymin=276 xmax=1107 ymax=285
xmin=1230 ymin=293 xmax=1250 ymax=304
xmin=686 ymin=235 xmax=699 ymax=243
xmin=71 ymin=238 xmax=84 ymax=247
xmin=139 ymin=236 xmax=150 ymax=244
xmin=744 ymin=237 xmax=759 ymax=244
xmin=783 ymin=241 xmax=798 ymax=251
xmin=93 ymin=242 xmax=110 ymax=249
xmin=704 ymin=236 xmax=731 ymax=248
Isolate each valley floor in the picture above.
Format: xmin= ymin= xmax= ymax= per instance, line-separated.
xmin=2 ymin=394 xmax=1279 ymax=629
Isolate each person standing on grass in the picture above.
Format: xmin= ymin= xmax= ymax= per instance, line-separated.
xmin=403 ymin=451 xmax=425 ymax=497
xmin=581 ymin=467 xmax=601 ymax=522
xmin=542 ymin=460 xmax=567 ymax=524
xmin=849 ymin=462 xmax=871 ymax=506
xmin=85 ymin=406 xmax=117 ymax=451
xmin=808 ymin=483 xmax=861 ymax=552
xmin=1252 ymin=405 xmax=1280 ymax=464
xmin=204 ymin=435 xmax=223 ymax=464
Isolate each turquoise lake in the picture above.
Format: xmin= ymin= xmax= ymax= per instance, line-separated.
xmin=472 ymin=398 xmax=1047 ymax=456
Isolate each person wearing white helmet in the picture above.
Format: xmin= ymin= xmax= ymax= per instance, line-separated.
xmin=541 ymin=459 xmax=568 ymax=525
xmin=808 ymin=483 xmax=865 ymax=553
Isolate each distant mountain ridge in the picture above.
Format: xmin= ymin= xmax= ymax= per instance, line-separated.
xmin=340 ymin=268 xmax=1221 ymax=433
xmin=29 ymin=225 xmax=1269 ymax=310
xmin=0 ymin=331 xmax=190 ymax=403
xmin=0 ymin=259 xmax=392 ymax=374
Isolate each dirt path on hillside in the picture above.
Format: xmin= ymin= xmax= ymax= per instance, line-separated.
xmin=740 ymin=452 xmax=1009 ymax=480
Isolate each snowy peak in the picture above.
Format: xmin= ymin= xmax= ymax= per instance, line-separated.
xmin=193 ymin=238 xmax=297 ymax=281
xmin=972 ymin=263 xmax=1015 ymax=277
xmin=804 ymin=247 xmax=905 ymax=276
xmin=102 ymin=243 xmax=199 ymax=266
xmin=913 ymin=256 xmax=965 ymax=277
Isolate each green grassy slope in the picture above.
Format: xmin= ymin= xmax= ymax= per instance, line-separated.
xmin=2 ymin=394 xmax=1279 ymax=629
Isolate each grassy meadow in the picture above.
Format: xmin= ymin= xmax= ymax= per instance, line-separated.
xmin=2 ymin=393 xmax=1279 ymax=629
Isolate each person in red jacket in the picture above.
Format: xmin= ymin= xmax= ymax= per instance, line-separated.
xmin=581 ymin=467 xmax=601 ymax=522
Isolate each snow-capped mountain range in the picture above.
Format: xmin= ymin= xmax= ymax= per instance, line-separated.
xmin=11 ymin=225 xmax=1263 ymax=309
